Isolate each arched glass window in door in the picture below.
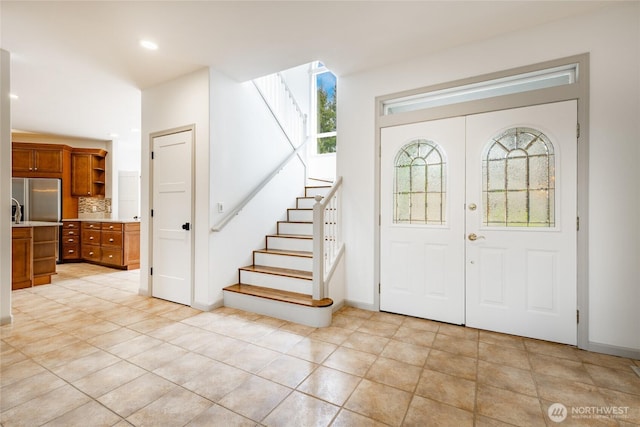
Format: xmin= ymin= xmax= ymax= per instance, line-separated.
xmin=394 ymin=140 xmax=446 ymax=224
xmin=483 ymin=127 xmax=555 ymax=227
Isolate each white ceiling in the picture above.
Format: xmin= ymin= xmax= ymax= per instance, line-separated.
xmin=1 ymin=1 xmax=615 ymax=146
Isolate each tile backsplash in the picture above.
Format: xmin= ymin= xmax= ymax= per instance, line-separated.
xmin=78 ymin=197 xmax=112 ymax=219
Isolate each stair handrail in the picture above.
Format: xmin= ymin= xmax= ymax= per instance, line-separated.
xmin=211 ymin=141 xmax=308 ymax=232
xmin=312 ymin=176 xmax=344 ymax=300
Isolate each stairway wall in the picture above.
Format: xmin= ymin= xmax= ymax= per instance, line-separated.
xmin=208 ymin=69 xmax=306 ymax=307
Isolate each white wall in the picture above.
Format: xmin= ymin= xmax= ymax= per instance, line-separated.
xmin=1 ymin=49 xmax=13 ymax=325
xmin=208 ymin=69 xmax=306 ymax=305
xmin=140 ymin=68 xmax=210 ymax=306
xmin=141 ymin=67 xmax=306 ymax=309
xmin=338 ymin=3 xmax=639 ymax=352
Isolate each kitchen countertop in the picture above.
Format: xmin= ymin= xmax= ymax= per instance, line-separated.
xmin=12 ymin=221 xmax=63 ymax=227
xmin=62 ymin=218 xmax=141 ymax=223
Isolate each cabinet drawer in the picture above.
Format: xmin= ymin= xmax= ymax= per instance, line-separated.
xmin=63 ymin=221 xmax=80 ymax=229
xmin=101 ymin=231 xmax=123 ymax=247
xmin=63 ymin=229 xmax=79 ymax=238
xmin=81 ymin=245 xmax=101 ymax=261
xmin=101 ymin=248 xmax=122 ymax=266
xmin=82 ymin=229 xmax=101 ymax=244
xmin=82 ymin=222 xmax=101 ymax=230
xmin=63 ymin=244 xmax=81 ymax=260
xmin=63 ymin=235 xmax=79 ymax=244
xmin=101 ymin=223 xmax=123 ymax=231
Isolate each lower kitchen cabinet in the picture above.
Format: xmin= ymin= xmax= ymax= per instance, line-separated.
xmin=78 ymin=221 xmax=140 ymax=269
xmin=11 ymin=227 xmax=32 ymax=290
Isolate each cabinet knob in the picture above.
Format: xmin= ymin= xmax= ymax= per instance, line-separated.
xmin=68 ymin=238 xmax=73 ymax=242
xmin=69 ymin=224 xmax=75 ymax=228
xmin=89 ymin=251 xmax=94 ymax=255
xmin=68 ymin=250 xmax=74 ymax=254
xmin=69 ymin=231 xmax=74 ymax=235
xmin=109 ymin=226 xmax=113 ymax=229
xmin=88 ymin=192 xmax=91 ymax=195
xmin=109 ymin=255 xmax=113 ymax=258
xmin=89 ymin=224 xmax=93 ymax=228
xmin=89 ymin=236 xmax=93 ymax=240
xmin=109 ymin=238 xmax=114 ymax=242
xmin=34 ymin=168 xmax=38 ymax=171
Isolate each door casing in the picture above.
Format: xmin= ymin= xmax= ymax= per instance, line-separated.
xmin=374 ymin=54 xmax=590 ymax=349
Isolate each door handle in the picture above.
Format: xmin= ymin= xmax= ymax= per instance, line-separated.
xmin=181 ymin=222 xmax=190 ymax=231
xmin=468 ymin=233 xmax=485 ymax=241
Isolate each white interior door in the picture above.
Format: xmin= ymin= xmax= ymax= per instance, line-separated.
xmin=152 ymin=130 xmax=193 ymax=305
xmin=465 ymin=101 xmax=577 ymax=345
xmin=380 ymin=117 xmax=466 ymax=324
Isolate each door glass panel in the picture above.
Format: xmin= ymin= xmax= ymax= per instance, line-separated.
xmin=482 ymin=127 xmax=555 ymax=227
xmin=394 ymin=140 xmax=447 ymax=225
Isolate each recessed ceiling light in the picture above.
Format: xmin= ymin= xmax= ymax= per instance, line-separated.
xmin=140 ymin=40 xmax=158 ymax=50
xmin=9 ymin=93 xmax=18 ymax=99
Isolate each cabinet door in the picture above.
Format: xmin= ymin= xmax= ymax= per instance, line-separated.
xmin=71 ymin=153 xmax=92 ymax=196
xmin=12 ymin=228 xmax=32 ymax=290
xmin=12 ymin=148 xmax=34 ymax=174
xmin=34 ymin=148 xmax=63 ymax=174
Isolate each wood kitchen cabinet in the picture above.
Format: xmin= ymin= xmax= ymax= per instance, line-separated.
xmin=61 ymin=221 xmax=81 ymax=261
xmin=32 ymin=226 xmax=58 ymax=286
xmin=12 ymin=143 xmax=65 ymax=177
xmin=11 ymin=227 xmax=32 ymax=290
xmin=71 ymin=148 xmax=107 ymax=197
xmin=80 ymin=221 xmax=139 ymax=269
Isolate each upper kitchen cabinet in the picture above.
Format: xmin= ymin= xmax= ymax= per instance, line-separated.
xmin=12 ymin=142 xmax=68 ymax=178
xmin=71 ymin=148 xmax=107 ymax=197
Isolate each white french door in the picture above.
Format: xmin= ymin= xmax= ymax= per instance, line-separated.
xmin=151 ymin=130 xmax=193 ymax=306
xmin=380 ymin=101 xmax=577 ymax=344
xmin=380 ymin=117 xmax=466 ymax=325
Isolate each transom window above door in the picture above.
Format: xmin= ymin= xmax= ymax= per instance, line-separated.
xmin=482 ymin=127 xmax=556 ymax=227
xmin=394 ymin=140 xmax=447 ymax=225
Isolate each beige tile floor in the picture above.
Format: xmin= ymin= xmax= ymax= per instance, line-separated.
xmin=2 ymin=263 xmax=639 ymax=427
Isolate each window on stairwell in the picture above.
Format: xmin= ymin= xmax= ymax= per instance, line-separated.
xmin=312 ymin=62 xmax=337 ymax=154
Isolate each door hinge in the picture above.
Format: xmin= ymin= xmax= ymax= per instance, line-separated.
xmin=576 ymin=122 xmax=580 ymax=139
xmin=150 ymin=267 xmax=153 ymax=276
xmin=151 ymin=151 xmax=155 ymax=160
xmin=378 ymin=283 xmax=381 ymax=293
xmin=577 ymin=309 xmax=580 ymax=324
xmin=379 ymin=215 xmax=381 ymax=226
xmin=151 ymin=209 xmax=154 ymax=217
xmin=577 ymin=216 xmax=580 ymax=231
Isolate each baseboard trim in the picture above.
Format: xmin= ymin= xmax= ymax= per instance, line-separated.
xmin=343 ymin=299 xmax=377 ymax=312
xmin=0 ymin=314 xmax=13 ymax=325
xmin=192 ymin=299 xmax=223 ymax=312
xmin=331 ymin=300 xmax=345 ymax=313
xmin=586 ymin=341 xmax=640 ymax=360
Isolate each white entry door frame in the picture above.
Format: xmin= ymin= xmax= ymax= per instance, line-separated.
xmin=149 ymin=125 xmax=195 ymax=306
xmin=374 ymin=54 xmax=590 ymax=349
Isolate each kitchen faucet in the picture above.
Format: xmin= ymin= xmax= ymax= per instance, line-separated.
xmin=11 ymin=198 xmax=22 ymax=224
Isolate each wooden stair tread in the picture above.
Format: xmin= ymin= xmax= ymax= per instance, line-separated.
xmin=240 ymin=264 xmax=312 ymax=280
xmin=267 ymin=233 xmax=313 ymax=239
xmin=254 ymin=248 xmax=312 ymax=258
xmin=224 ymin=284 xmax=333 ymax=308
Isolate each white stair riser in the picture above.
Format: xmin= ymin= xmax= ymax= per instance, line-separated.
xmin=267 ymin=236 xmax=313 ymax=252
xmin=288 ymin=209 xmax=313 ymax=222
xmin=278 ymin=222 xmax=312 ymax=235
xmin=296 ymin=198 xmax=317 ymax=209
xmin=305 ymin=187 xmax=331 ymax=197
xmin=240 ymin=270 xmax=312 ymax=294
xmin=254 ymin=252 xmax=313 ymax=272
xmin=223 ymin=291 xmax=332 ymax=328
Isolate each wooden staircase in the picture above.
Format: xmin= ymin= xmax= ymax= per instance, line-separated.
xmin=222 ymin=185 xmax=334 ymax=327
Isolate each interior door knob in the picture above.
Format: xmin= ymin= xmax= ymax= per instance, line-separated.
xmin=181 ymin=222 xmax=190 ymax=231
xmin=468 ymin=233 xmax=485 ymax=241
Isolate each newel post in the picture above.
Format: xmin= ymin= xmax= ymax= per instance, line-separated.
xmin=312 ymin=195 xmax=324 ymax=300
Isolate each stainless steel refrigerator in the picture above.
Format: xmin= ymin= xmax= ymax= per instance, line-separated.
xmin=12 ymin=178 xmax=62 ymax=222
